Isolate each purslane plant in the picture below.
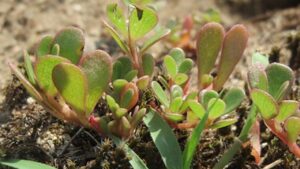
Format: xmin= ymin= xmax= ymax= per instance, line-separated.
xmin=104 ymin=2 xmax=170 ymax=76
xmin=10 ymin=27 xmax=112 ymax=127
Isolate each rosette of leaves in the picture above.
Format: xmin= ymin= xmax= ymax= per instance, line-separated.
xmin=112 ymin=56 xmax=151 ymax=90
xmin=196 ymin=22 xmax=248 ymax=91
xmin=9 ymin=27 xmax=112 ymax=128
xmin=161 ymin=48 xmax=193 ymax=91
xmin=249 ymin=59 xmax=300 ymax=158
xmin=151 ymin=81 xmax=244 ymax=129
xmin=104 ymin=2 xmax=170 ymax=76
xmin=90 ymin=79 xmax=145 ymax=138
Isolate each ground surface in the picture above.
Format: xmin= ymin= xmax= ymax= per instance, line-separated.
xmin=1 ymin=0 xmax=300 ymax=168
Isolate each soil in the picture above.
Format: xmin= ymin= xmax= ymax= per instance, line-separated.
xmin=1 ymin=0 xmax=300 ymax=169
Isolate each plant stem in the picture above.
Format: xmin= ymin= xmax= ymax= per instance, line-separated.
xmin=213 ymin=105 xmax=257 ymax=169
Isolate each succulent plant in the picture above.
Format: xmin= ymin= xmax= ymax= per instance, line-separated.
xmin=104 ymin=2 xmax=170 ymax=76
xmin=249 ymin=58 xmax=300 ymax=158
xmin=151 ymin=81 xmax=244 ymax=130
xmin=10 ymin=27 xmax=112 ymax=127
xmin=196 ymin=22 xmax=248 ymax=91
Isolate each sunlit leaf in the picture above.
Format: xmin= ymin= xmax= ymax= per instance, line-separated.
xmin=207 ymin=98 xmax=226 ymax=120
xmin=35 ymin=55 xmax=70 ymax=96
xmin=80 ymin=50 xmax=112 ymax=114
xmin=266 ymin=63 xmax=293 ymax=100
xmin=103 ymin=20 xmax=129 ymax=53
xmin=164 ymin=55 xmax=177 ymax=78
xmin=250 ymin=89 xmax=277 ymax=120
xmin=106 ymin=95 xmax=119 ymax=112
xmin=222 ymin=88 xmax=245 ymax=114
xmin=107 ymin=3 xmax=127 ymax=35
xmin=53 ymin=62 xmax=87 ymax=113
xmin=196 ymin=23 xmax=224 ymax=89
xmin=211 ymin=118 xmax=237 ymax=129
xmin=141 ymin=28 xmax=170 ymax=54
xmin=178 ymin=59 xmax=193 ymax=74
xmin=276 ymin=100 xmax=299 ymax=122
xmin=284 ymin=116 xmax=300 ymax=142
xmin=201 ymin=90 xmax=218 ymax=108
xmin=53 ymin=27 xmax=84 ymax=64
xmin=188 ymin=100 xmax=205 ymax=119
xmin=214 ymin=25 xmax=248 ymax=91
xmin=36 ymin=36 xmax=54 ymax=57
xmin=169 ymin=48 xmax=185 ymax=65
xmin=174 ymin=73 xmax=188 ymax=86
xmin=252 ymin=52 xmax=269 ymax=67
xmin=151 ymin=81 xmax=169 ymax=107
xmin=170 ymin=97 xmax=183 ymax=113
xmin=129 ymin=7 xmax=158 ymax=40
xmin=120 ymin=82 xmax=139 ymax=110
xmin=248 ymin=66 xmax=268 ymax=91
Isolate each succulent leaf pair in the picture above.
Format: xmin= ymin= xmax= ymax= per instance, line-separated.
xmin=105 ymin=2 xmax=170 ymax=75
xmin=196 ymin=22 xmax=248 ymax=91
xmin=249 ymin=54 xmax=300 ymax=158
xmin=10 ymin=27 xmax=112 ymax=127
xmin=151 ymin=80 xmax=244 ymax=129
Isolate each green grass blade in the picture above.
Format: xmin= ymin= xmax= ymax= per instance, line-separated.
xmin=143 ymin=109 xmax=183 ymax=169
xmin=111 ymin=136 xmax=149 ymax=169
xmin=0 ymin=159 xmax=56 ymax=169
xmin=23 ymin=50 xmax=36 ymax=85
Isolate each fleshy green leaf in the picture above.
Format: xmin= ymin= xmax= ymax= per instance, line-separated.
xmin=164 ymin=55 xmax=177 ymax=78
xmin=196 ymin=23 xmax=224 ymax=89
xmin=120 ymin=88 xmax=134 ymax=108
xmin=120 ymin=82 xmax=138 ymax=110
xmin=51 ymin=43 xmax=60 ymax=56
xmin=115 ymin=107 xmax=128 ymax=119
xmin=23 ymin=51 xmax=36 ymax=85
xmin=36 ymin=36 xmax=54 ymax=57
xmin=80 ymin=50 xmax=112 ymax=114
xmin=165 ymin=113 xmax=184 ymax=122
xmin=208 ymin=98 xmax=226 ymax=120
xmin=170 ymin=85 xmax=183 ymax=99
xmin=141 ymin=28 xmax=171 ymax=54
xmin=0 ymin=159 xmax=56 ymax=169
xmin=251 ymin=89 xmax=278 ymax=120
xmin=143 ymin=109 xmax=183 ymax=169
xmin=284 ymin=117 xmax=300 ymax=142
xmin=9 ymin=63 xmax=43 ymax=102
xmin=211 ymin=118 xmax=237 ymax=129
xmin=169 ymin=97 xmax=183 ymax=113
xmin=214 ymin=25 xmax=248 ymax=91
xmin=136 ymin=75 xmax=150 ymax=90
xmin=52 ymin=62 xmax=87 ymax=113
xmin=252 ymin=52 xmax=269 ymax=67
xmin=201 ymin=90 xmax=219 ymax=108
xmin=276 ymin=100 xmax=299 ymax=122
xmin=222 ymin=88 xmax=245 ymax=114
xmin=103 ymin=20 xmax=129 ymax=53
xmin=151 ymin=81 xmax=169 ymax=107
xmin=113 ymin=79 xmax=128 ymax=94
xmin=266 ymin=63 xmax=293 ymax=100
xmin=248 ymin=66 xmax=268 ymax=91
xmin=178 ymin=59 xmax=193 ymax=74
xmin=169 ymin=48 xmax=185 ymax=65
xmin=107 ymin=3 xmax=127 ymax=35
xmin=174 ymin=73 xmax=188 ymax=86
xmin=106 ymin=95 xmax=119 ymax=112
xmin=53 ymin=27 xmax=84 ymax=64
xmin=131 ymin=108 xmax=146 ymax=127
xmin=179 ymin=91 xmax=198 ymax=113
xmin=35 ymin=55 xmax=70 ymax=96
xmin=188 ymin=100 xmax=205 ymax=119
xmin=124 ymin=70 xmax=138 ymax=82
xmin=112 ymin=56 xmax=133 ymax=81
xmin=141 ymin=53 xmax=154 ymax=76
xmin=129 ymin=7 xmax=158 ymax=40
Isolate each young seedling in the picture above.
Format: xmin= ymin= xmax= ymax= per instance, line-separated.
xmin=151 ymin=81 xmax=244 ymax=129
xmin=90 ymin=79 xmax=146 ymax=139
xmin=196 ymin=22 xmax=248 ymax=91
xmin=104 ymin=2 xmax=170 ymax=76
xmin=10 ymin=27 xmax=112 ymax=128
xmin=214 ymin=54 xmax=296 ymax=169
xmin=161 ymin=48 xmax=193 ymax=91
xmin=249 ymin=61 xmax=300 ymax=157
